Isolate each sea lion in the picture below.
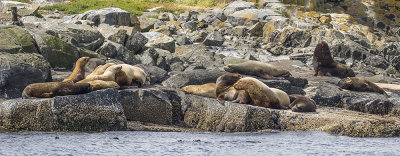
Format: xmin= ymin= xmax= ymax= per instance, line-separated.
xmin=22 ymin=82 xmax=92 ymax=98
xmin=224 ymin=60 xmax=291 ymax=79
xmin=62 ymin=57 xmax=90 ymax=83
xmin=77 ymin=65 xmax=122 ymax=83
xmin=313 ymin=41 xmax=355 ymax=78
xmin=337 ymin=77 xmax=388 ymax=95
xmin=181 ymin=83 xmax=216 ymax=98
xmin=270 ymin=88 xmax=290 ymax=109
xmin=215 ymin=73 xmax=251 ymax=104
xmin=86 ymin=80 xmax=120 ymax=91
xmin=288 ymin=94 xmax=317 ymax=112
xmin=115 ymin=64 xmax=150 ymax=87
xmin=233 ymin=77 xmax=285 ymax=109
xmin=86 ymin=63 xmax=116 ymax=79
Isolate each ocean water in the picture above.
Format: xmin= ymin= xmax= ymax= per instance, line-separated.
xmin=0 ymin=131 xmax=399 ymax=156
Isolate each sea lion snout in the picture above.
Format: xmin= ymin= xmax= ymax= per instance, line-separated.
xmin=223 ymin=65 xmax=234 ymax=72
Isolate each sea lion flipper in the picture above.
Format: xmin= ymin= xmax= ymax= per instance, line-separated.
xmin=258 ymin=73 xmax=274 ymax=80
xmin=41 ymin=92 xmax=54 ymax=98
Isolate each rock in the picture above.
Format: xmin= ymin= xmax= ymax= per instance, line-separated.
xmin=182 ymin=21 xmax=198 ymax=32
xmin=118 ymin=87 xmax=183 ymax=124
xmin=158 ymin=12 xmax=176 ymax=21
xmin=248 ymin=22 xmax=264 ymax=37
xmin=203 ymin=31 xmax=224 ymax=46
xmin=0 ymin=26 xmax=38 ymax=53
xmin=307 ymin=81 xmax=344 ymax=108
xmin=142 ymin=32 xmax=175 ymax=53
xmin=175 ymin=44 xmax=224 ymax=70
xmin=175 ymin=35 xmax=192 ymax=45
xmin=0 ymin=52 xmax=52 ymax=99
xmin=162 ymin=69 xmax=227 ymax=88
xmin=85 ymin=58 xmax=106 ymax=73
xmin=342 ymin=92 xmax=394 ymax=115
xmin=183 ymin=94 xmax=400 ymax=137
xmin=37 ymin=34 xmax=80 ymax=69
xmin=139 ymin=17 xmax=161 ymax=32
xmin=222 ymin=1 xmax=255 ymax=16
xmin=0 ymin=89 xmax=126 ymax=131
xmin=150 ymin=26 xmax=176 ymax=36
xmin=192 ymin=31 xmax=208 ymax=42
xmin=134 ymin=64 xmax=168 ymax=85
xmin=227 ymin=9 xmax=279 ymax=26
xmin=75 ymin=8 xmax=132 ymax=26
xmin=108 ymin=29 xmax=128 ymax=45
xmin=278 ymin=26 xmax=311 ymax=48
xmin=59 ymin=23 xmax=105 ymax=51
xmin=124 ymin=31 xmax=148 ymax=54
xmin=365 ymin=55 xmax=389 ymax=69
xmin=96 ymin=41 xmax=139 ymax=65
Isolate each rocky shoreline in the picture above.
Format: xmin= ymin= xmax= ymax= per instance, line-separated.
xmin=1 ymin=0 xmax=400 ymax=137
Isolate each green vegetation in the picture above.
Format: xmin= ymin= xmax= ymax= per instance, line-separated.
xmin=10 ymin=0 xmax=31 ymax=3
xmin=41 ymin=0 xmax=150 ymax=15
xmin=146 ymin=15 xmax=159 ymax=19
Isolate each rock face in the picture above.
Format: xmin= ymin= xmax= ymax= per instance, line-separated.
xmin=0 ymin=89 xmax=126 ymax=131
xmin=142 ymin=32 xmax=175 ymax=53
xmin=75 ymin=8 xmax=132 ymax=26
xmin=184 ymin=95 xmax=400 ymax=137
xmin=124 ymin=31 xmax=148 ymax=54
xmin=0 ymin=26 xmax=38 ymax=53
xmin=0 ymin=53 xmax=51 ymax=99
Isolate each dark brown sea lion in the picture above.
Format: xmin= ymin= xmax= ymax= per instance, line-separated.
xmin=215 ymin=73 xmax=251 ymax=104
xmin=288 ymin=94 xmax=317 ymax=112
xmin=224 ymin=60 xmax=291 ymax=79
xmin=337 ymin=77 xmax=388 ymax=96
xmin=62 ymin=57 xmax=90 ymax=83
xmin=22 ymin=82 xmax=92 ymax=98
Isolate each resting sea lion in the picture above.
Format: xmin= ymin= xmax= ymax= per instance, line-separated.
xmin=337 ymin=77 xmax=388 ymax=96
xmin=62 ymin=57 xmax=90 ymax=83
xmin=115 ymin=64 xmax=150 ymax=87
xmin=86 ymin=80 xmax=120 ymax=91
xmin=215 ymin=73 xmax=251 ymax=104
xmin=233 ymin=77 xmax=286 ymax=109
xmin=270 ymin=88 xmax=290 ymax=109
xmin=181 ymin=83 xmax=216 ymax=98
xmin=77 ymin=65 xmax=122 ymax=83
xmin=22 ymin=82 xmax=92 ymax=98
xmin=224 ymin=60 xmax=291 ymax=79
xmin=86 ymin=63 xmax=116 ymax=79
xmin=288 ymin=94 xmax=316 ymax=112
xmin=313 ymin=41 xmax=355 ymax=78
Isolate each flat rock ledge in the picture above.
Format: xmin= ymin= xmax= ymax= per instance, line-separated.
xmin=1 ymin=87 xmax=399 ymax=137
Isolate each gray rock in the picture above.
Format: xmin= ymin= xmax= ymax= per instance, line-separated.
xmin=142 ymin=32 xmax=175 ymax=53
xmin=365 ymin=55 xmax=389 ymax=69
xmin=182 ymin=21 xmax=198 ymax=32
xmin=85 ymin=58 xmax=106 ymax=73
xmin=162 ymin=69 xmax=227 ymax=88
xmin=124 ymin=31 xmax=148 ymax=54
xmin=75 ymin=7 xmax=131 ymax=26
xmin=158 ymin=12 xmax=176 ymax=21
xmin=0 ymin=52 xmax=51 ymax=99
xmin=223 ymin=1 xmax=255 ymax=16
xmin=0 ymin=25 xmax=38 ymax=54
xmin=57 ymin=23 xmax=105 ymax=51
xmin=248 ymin=22 xmax=264 ymax=37
xmin=227 ymin=9 xmax=279 ymax=26
xmin=175 ymin=35 xmax=192 ymax=45
xmin=342 ymin=92 xmax=394 ymax=115
xmin=192 ymin=31 xmax=208 ymax=42
xmin=0 ymin=89 xmax=126 ymax=131
xmin=139 ymin=17 xmax=161 ymax=32
xmin=203 ymin=31 xmax=224 ymax=46
xmin=307 ymin=81 xmax=343 ymax=107
xmin=97 ymin=41 xmax=139 ymax=65
xmin=134 ymin=64 xmax=168 ymax=85
xmin=118 ymin=87 xmax=183 ymax=124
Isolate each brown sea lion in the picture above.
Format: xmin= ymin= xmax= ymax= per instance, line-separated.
xmin=115 ymin=64 xmax=150 ymax=87
xmin=77 ymin=65 xmax=122 ymax=83
xmin=288 ymin=94 xmax=316 ymax=112
xmin=181 ymin=83 xmax=216 ymax=98
xmin=270 ymin=88 xmax=290 ymax=109
xmin=313 ymin=41 xmax=355 ymax=78
xmin=86 ymin=80 xmax=120 ymax=91
xmin=86 ymin=63 xmax=116 ymax=79
xmin=22 ymin=82 xmax=92 ymax=98
xmin=224 ymin=60 xmax=291 ymax=79
xmin=233 ymin=77 xmax=286 ymax=109
xmin=337 ymin=77 xmax=388 ymax=96
xmin=215 ymin=73 xmax=251 ymax=104
xmin=62 ymin=57 xmax=90 ymax=83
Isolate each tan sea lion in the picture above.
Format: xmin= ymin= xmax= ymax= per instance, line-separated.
xmin=86 ymin=63 xmax=116 ymax=79
xmin=337 ymin=77 xmax=388 ymax=96
xmin=77 ymin=65 xmax=122 ymax=83
xmin=181 ymin=83 xmax=216 ymax=98
xmin=288 ymin=94 xmax=316 ymax=112
xmin=22 ymin=82 xmax=92 ymax=98
xmin=233 ymin=77 xmax=285 ymax=109
xmin=115 ymin=64 xmax=150 ymax=87
xmin=224 ymin=60 xmax=291 ymax=79
xmin=86 ymin=80 xmax=120 ymax=91
xmin=215 ymin=73 xmax=251 ymax=104
xmin=62 ymin=57 xmax=90 ymax=83
xmin=313 ymin=41 xmax=355 ymax=78
xmin=270 ymin=88 xmax=290 ymax=109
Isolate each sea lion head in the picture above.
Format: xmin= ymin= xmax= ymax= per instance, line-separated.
xmin=108 ymin=65 xmax=123 ymax=73
xmin=223 ymin=65 xmax=235 ymax=72
xmin=337 ymin=77 xmax=352 ymax=89
xmin=78 ymin=57 xmax=90 ymax=66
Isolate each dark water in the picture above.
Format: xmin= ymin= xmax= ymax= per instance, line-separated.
xmin=0 ymin=131 xmax=399 ymax=155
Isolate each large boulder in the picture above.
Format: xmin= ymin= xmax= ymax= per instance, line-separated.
xmin=97 ymin=24 xmax=128 ymax=45
xmin=142 ymin=32 xmax=175 ymax=53
xmin=203 ymin=31 xmax=224 ymax=47
xmin=96 ymin=41 xmax=140 ymax=65
xmin=74 ymin=8 xmax=132 ymax=26
xmin=118 ymin=87 xmax=183 ymax=125
xmin=0 ymin=26 xmax=38 ymax=53
xmin=124 ymin=31 xmax=148 ymax=54
xmin=134 ymin=64 xmax=168 ymax=85
xmin=227 ymin=9 xmax=280 ymax=26
xmin=0 ymin=52 xmax=51 ymax=99
xmin=162 ymin=69 xmax=228 ymax=88
xmin=59 ymin=23 xmax=105 ymax=51
xmin=0 ymin=89 xmax=126 ymax=131
xmin=222 ymin=1 xmax=255 ymax=16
